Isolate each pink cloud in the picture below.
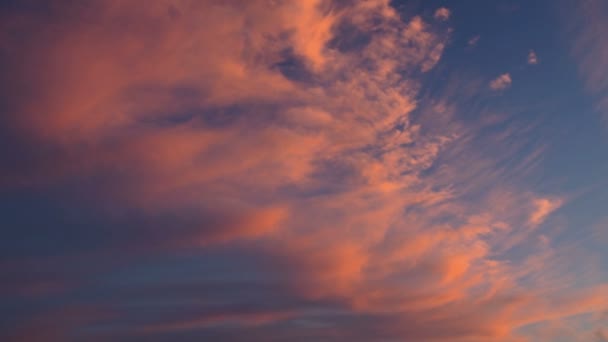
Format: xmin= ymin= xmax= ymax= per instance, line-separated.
xmin=434 ymin=7 xmax=451 ymax=21
xmin=529 ymin=197 xmax=563 ymax=226
xmin=564 ymin=0 xmax=608 ymax=125
xmin=490 ymin=73 xmax=512 ymax=90
xmin=528 ymin=50 xmax=539 ymax=65
xmin=0 ymin=1 xmax=605 ymax=341
xmin=468 ymin=35 xmax=480 ymax=46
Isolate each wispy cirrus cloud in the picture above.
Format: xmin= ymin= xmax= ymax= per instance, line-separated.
xmin=562 ymin=0 xmax=608 ymax=125
xmin=468 ymin=35 xmax=480 ymax=47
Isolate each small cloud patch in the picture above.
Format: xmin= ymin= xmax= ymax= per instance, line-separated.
xmin=468 ymin=35 xmax=480 ymax=46
xmin=434 ymin=7 xmax=451 ymax=21
xmin=490 ymin=73 xmax=512 ymax=90
xmin=528 ymin=50 xmax=539 ymax=65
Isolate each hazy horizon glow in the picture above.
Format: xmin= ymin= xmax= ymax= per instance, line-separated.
xmin=1 ymin=1 xmax=607 ymax=341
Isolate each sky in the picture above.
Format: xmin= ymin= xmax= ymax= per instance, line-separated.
xmin=1 ymin=0 xmax=607 ymax=341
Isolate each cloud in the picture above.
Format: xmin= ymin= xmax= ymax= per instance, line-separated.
xmin=529 ymin=197 xmax=563 ymax=226
xmin=468 ymin=35 xmax=480 ymax=46
xmin=490 ymin=73 xmax=512 ymax=90
xmin=0 ymin=1 xmax=605 ymax=341
xmin=528 ymin=50 xmax=538 ymax=64
xmin=562 ymin=0 xmax=608 ymax=125
xmin=434 ymin=7 xmax=451 ymax=21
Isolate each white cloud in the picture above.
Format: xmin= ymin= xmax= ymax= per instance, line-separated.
xmin=490 ymin=73 xmax=512 ymax=90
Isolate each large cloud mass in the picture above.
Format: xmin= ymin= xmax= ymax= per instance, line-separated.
xmin=0 ymin=1 xmax=606 ymax=341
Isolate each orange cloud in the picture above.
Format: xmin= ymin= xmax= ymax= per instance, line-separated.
xmin=1 ymin=1 xmax=606 ymax=341
xmin=529 ymin=197 xmax=563 ymax=226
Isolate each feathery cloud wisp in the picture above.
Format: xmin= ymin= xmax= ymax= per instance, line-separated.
xmin=563 ymin=0 xmax=608 ymax=126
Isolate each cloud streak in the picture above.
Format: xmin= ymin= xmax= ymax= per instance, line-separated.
xmin=563 ymin=0 xmax=608 ymax=125
xmin=434 ymin=7 xmax=451 ymax=21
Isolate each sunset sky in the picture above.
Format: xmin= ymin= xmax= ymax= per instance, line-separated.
xmin=1 ymin=0 xmax=608 ymax=341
